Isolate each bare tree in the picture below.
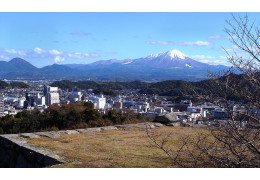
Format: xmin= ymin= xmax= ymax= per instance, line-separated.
xmin=147 ymin=14 xmax=260 ymax=168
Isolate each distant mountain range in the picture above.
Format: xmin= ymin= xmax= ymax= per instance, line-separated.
xmin=0 ymin=50 xmax=230 ymax=81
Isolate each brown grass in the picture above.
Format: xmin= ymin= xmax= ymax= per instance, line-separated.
xmin=27 ymin=126 xmax=207 ymax=168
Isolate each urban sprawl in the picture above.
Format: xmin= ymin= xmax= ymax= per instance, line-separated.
xmin=0 ymin=80 xmax=248 ymax=127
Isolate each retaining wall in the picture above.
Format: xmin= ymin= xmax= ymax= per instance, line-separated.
xmin=0 ymin=122 xmax=164 ymax=168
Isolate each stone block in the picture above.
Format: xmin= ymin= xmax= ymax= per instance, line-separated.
xmin=35 ymin=131 xmax=60 ymax=139
xmin=100 ymin=126 xmax=118 ymax=131
xmin=20 ymin=133 xmax=39 ymax=139
xmin=76 ymin=128 xmax=101 ymax=134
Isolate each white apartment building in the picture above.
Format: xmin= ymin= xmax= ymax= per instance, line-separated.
xmin=88 ymin=94 xmax=106 ymax=109
xmin=17 ymin=97 xmax=26 ymax=108
xmin=44 ymin=85 xmax=60 ymax=106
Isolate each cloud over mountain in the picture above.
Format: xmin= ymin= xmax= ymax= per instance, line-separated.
xmin=146 ymin=40 xmax=211 ymax=46
xmin=0 ymin=48 xmax=101 ymax=65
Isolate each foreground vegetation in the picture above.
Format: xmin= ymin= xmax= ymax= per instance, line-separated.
xmin=27 ymin=126 xmax=207 ymax=168
xmin=0 ymin=102 xmax=151 ymax=134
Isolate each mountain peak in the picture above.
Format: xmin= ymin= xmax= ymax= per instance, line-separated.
xmin=9 ymin=57 xmax=28 ymax=64
xmin=164 ymin=50 xmax=186 ymax=59
xmin=8 ymin=57 xmax=37 ymax=71
xmin=147 ymin=49 xmax=186 ymax=60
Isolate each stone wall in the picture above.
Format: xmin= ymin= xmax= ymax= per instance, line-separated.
xmin=0 ymin=134 xmax=64 ymax=168
xmin=0 ymin=122 xmax=164 ymax=168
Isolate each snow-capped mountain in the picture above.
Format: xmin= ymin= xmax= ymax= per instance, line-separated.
xmin=65 ymin=49 xmax=228 ymax=81
xmin=121 ymin=49 xmax=210 ymax=69
xmin=88 ymin=49 xmax=219 ymax=70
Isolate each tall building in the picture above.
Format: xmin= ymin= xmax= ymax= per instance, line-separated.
xmin=88 ymin=94 xmax=106 ymax=109
xmin=0 ymin=96 xmax=4 ymax=117
xmin=44 ymin=85 xmax=60 ymax=106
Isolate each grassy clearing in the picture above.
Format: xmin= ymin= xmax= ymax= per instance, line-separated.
xmin=27 ymin=126 xmax=207 ymax=168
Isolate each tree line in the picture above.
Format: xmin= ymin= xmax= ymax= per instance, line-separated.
xmin=0 ymin=81 xmax=30 ymax=89
xmin=0 ymin=101 xmax=151 ymax=134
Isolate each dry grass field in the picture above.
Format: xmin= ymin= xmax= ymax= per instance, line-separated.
xmin=27 ymin=126 xmax=208 ymax=168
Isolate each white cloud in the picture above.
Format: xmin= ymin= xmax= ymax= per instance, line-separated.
xmin=219 ymin=56 xmax=227 ymax=60
xmin=4 ymin=49 xmax=26 ymax=56
xmin=34 ymin=47 xmax=44 ymax=54
xmin=180 ymin=41 xmax=211 ymax=46
xmin=17 ymin=51 xmax=27 ymax=56
xmin=54 ymin=56 xmax=65 ymax=63
xmin=189 ymin=54 xmax=230 ymax=66
xmin=0 ymin=47 xmax=101 ymax=63
xmin=5 ymin=49 xmax=17 ymax=54
xmin=190 ymin=55 xmax=216 ymax=59
xmin=49 ymin=49 xmax=62 ymax=55
xmin=197 ymin=59 xmax=230 ymax=66
xmin=146 ymin=40 xmax=211 ymax=46
xmin=0 ymin=55 xmax=9 ymax=60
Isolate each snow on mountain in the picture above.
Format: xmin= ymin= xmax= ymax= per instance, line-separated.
xmin=123 ymin=61 xmax=132 ymax=65
xmin=185 ymin=64 xmax=193 ymax=68
xmin=162 ymin=49 xmax=186 ymax=60
xmin=146 ymin=50 xmax=186 ymax=60
xmin=147 ymin=54 xmax=159 ymax=59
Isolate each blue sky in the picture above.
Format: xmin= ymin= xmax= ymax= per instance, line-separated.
xmin=0 ymin=12 xmax=260 ymax=67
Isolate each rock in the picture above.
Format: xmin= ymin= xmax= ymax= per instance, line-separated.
xmin=1 ymin=134 xmax=28 ymax=145
xmin=76 ymin=128 xmax=101 ymax=134
xmin=58 ymin=130 xmax=80 ymax=135
xmin=152 ymin=122 xmax=164 ymax=127
xmin=100 ymin=126 xmax=118 ymax=131
xmin=20 ymin=133 xmax=39 ymax=139
xmin=155 ymin=112 xmax=178 ymax=123
xmin=35 ymin=131 xmax=60 ymax=139
xmin=115 ymin=124 xmax=135 ymax=129
xmin=116 ymin=122 xmax=161 ymax=129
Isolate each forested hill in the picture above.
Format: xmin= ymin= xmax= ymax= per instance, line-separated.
xmin=0 ymin=80 xmax=30 ymax=89
xmin=51 ymin=74 xmax=249 ymax=98
xmin=51 ymin=80 xmax=149 ymax=90
xmin=51 ymin=79 xmax=214 ymax=96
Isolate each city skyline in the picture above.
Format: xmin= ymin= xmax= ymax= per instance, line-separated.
xmin=1 ymin=12 xmax=260 ymax=67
